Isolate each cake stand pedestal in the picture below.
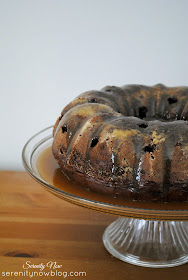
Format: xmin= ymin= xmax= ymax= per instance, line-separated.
xmin=22 ymin=126 xmax=188 ymax=268
xmin=103 ymin=217 xmax=188 ymax=268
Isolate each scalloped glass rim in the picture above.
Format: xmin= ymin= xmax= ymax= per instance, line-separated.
xmin=22 ymin=126 xmax=188 ymax=221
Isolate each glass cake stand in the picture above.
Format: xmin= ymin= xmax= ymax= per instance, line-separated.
xmin=22 ymin=126 xmax=188 ymax=268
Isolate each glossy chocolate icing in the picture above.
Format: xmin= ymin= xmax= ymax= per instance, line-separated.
xmin=52 ymin=84 xmax=188 ymax=202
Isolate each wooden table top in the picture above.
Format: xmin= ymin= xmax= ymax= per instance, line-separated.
xmin=0 ymin=171 xmax=187 ymax=280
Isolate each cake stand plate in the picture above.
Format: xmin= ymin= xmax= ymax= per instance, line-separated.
xmin=22 ymin=126 xmax=188 ymax=268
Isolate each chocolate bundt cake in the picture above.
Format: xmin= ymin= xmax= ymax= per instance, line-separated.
xmin=52 ymin=84 xmax=188 ymax=202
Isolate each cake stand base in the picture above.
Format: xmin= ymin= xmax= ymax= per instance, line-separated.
xmin=103 ymin=217 xmax=188 ymax=268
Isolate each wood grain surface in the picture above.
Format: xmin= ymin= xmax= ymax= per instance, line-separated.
xmin=0 ymin=171 xmax=187 ymax=280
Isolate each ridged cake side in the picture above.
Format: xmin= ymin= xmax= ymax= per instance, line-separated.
xmin=52 ymin=84 xmax=188 ymax=202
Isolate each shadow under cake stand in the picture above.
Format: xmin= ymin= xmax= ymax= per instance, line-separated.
xmin=22 ymin=126 xmax=188 ymax=268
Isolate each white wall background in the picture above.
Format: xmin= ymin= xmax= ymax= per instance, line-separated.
xmin=0 ymin=0 xmax=188 ymax=170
